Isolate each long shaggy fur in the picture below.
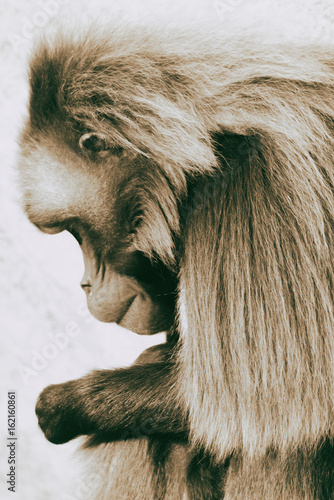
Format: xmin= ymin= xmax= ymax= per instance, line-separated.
xmin=26 ymin=25 xmax=334 ymax=497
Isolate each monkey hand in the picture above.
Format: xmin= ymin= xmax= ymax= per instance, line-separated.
xmin=35 ymin=381 xmax=89 ymax=444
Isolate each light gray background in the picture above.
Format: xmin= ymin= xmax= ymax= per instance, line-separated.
xmin=1 ymin=0 xmax=334 ymax=498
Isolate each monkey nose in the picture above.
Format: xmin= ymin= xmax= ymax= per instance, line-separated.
xmin=80 ymin=279 xmax=92 ymax=294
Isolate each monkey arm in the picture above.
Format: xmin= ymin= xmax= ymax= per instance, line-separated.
xmin=35 ymin=346 xmax=187 ymax=445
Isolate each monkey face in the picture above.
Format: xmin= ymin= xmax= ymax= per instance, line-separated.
xmin=18 ymin=125 xmax=177 ymax=335
xmin=17 ymin=34 xmax=188 ymax=335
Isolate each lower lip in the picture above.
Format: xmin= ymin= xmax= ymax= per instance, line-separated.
xmin=117 ymin=295 xmax=137 ymax=324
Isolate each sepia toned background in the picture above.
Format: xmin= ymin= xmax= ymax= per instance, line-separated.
xmin=1 ymin=0 xmax=334 ymax=498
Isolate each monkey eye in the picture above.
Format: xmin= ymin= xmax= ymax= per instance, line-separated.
xmin=79 ymin=133 xmax=107 ymax=153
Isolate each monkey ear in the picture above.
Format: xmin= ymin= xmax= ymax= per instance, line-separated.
xmin=79 ymin=132 xmax=108 ymax=153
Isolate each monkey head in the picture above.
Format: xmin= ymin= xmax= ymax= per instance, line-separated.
xmin=17 ymin=34 xmax=189 ymax=335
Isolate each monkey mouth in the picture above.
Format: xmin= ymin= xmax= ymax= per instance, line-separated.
xmin=116 ymin=292 xmax=171 ymax=334
xmin=81 ymin=271 xmax=171 ymax=334
xmin=114 ymin=294 xmax=137 ymax=324
xmin=82 ymin=276 xmax=139 ymax=325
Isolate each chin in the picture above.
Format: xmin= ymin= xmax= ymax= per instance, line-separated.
xmin=87 ymin=292 xmax=173 ymax=335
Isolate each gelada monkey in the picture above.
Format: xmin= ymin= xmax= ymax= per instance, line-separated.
xmin=19 ymin=25 xmax=334 ymax=499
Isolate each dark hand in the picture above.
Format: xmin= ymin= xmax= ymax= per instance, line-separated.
xmin=35 ymin=381 xmax=88 ymax=444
